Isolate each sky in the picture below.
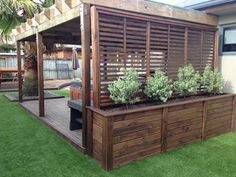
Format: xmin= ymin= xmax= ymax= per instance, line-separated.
xmin=152 ymin=0 xmax=187 ymax=6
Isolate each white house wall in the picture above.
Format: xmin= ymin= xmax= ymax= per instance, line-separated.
xmin=219 ymin=14 xmax=236 ymax=93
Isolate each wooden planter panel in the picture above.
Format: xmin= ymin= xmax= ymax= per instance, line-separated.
xmin=87 ymin=94 xmax=236 ymax=170
xmin=166 ymin=102 xmax=203 ymax=151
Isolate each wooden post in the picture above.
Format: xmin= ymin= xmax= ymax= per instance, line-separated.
xmin=91 ymin=6 xmax=100 ymax=108
xmin=16 ymin=41 xmax=23 ymax=103
xmin=86 ymin=109 xmax=93 ymax=155
xmin=213 ymin=30 xmax=219 ymax=69
xmin=36 ymin=32 xmax=45 ymax=117
xmin=81 ymin=3 xmax=91 ymax=149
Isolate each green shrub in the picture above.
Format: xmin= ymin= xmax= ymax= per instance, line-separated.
xmin=108 ymin=69 xmax=141 ymax=105
xmin=174 ymin=64 xmax=201 ymax=96
xmin=201 ymin=64 xmax=224 ymax=94
xmin=144 ymin=69 xmax=173 ymax=102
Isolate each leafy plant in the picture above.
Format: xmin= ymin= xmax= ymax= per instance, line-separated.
xmin=144 ymin=69 xmax=173 ymax=102
xmin=0 ymin=44 xmax=15 ymax=52
xmin=108 ymin=69 xmax=141 ymax=106
xmin=201 ymin=64 xmax=224 ymax=94
xmin=174 ymin=64 xmax=201 ymax=96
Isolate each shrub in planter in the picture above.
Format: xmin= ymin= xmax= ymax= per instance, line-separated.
xmin=174 ymin=64 xmax=201 ymax=96
xmin=201 ymin=64 xmax=224 ymax=94
xmin=108 ymin=69 xmax=142 ymax=106
xmin=144 ymin=69 xmax=173 ymax=102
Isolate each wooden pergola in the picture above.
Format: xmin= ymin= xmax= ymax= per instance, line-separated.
xmin=15 ymin=0 xmax=218 ymax=153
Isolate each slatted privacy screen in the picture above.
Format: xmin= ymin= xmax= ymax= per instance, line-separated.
xmin=92 ymin=7 xmax=218 ymax=108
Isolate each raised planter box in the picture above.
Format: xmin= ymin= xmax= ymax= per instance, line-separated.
xmin=87 ymin=94 xmax=236 ymax=170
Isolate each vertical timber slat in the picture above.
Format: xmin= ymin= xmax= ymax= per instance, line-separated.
xmin=184 ymin=27 xmax=188 ymax=66
xmin=36 ymin=32 xmax=45 ymax=117
xmin=161 ymin=107 xmax=168 ymax=152
xmin=231 ymin=96 xmax=236 ymax=131
xmin=123 ymin=18 xmax=127 ymax=69
xmin=81 ymin=3 xmax=91 ymax=149
xmin=213 ymin=30 xmax=219 ymax=69
xmin=102 ymin=117 xmax=113 ymax=170
xmin=87 ymin=109 xmax=93 ymax=155
xmin=146 ymin=21 xmax=151 ymax=77
xmin=91 ymin=6 xmax=100 ymax=108
xmin=202 ymin=101 xmax=207 ymax=140
xmin=200 ymin=30 xmax=204 ymax=69
xmin=17 ymin=41 xmax=23 ymax=103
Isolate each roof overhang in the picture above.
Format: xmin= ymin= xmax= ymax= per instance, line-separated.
xmin=14 ymin=0 xmax=218 ymax=42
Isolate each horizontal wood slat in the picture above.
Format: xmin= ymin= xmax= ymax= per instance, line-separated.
xmin=92 ymin=7 xmax=217 ymax=108
xmin=88 ymin=94 xmax=235 ymax=170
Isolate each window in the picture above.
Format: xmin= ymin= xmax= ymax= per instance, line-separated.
xmin=223 ymin=27 xmax=236 ymax=52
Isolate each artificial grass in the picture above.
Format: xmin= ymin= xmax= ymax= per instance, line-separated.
xmin=50 ymin=89 xmax=70 ymax=98
xmin=0 ymin=93 xmax=236 ymax=177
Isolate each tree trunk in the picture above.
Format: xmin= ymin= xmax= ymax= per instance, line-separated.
xmin=23 ymin=42 xmax=38 ymax=96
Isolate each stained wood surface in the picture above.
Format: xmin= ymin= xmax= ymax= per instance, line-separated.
xmin=91 ymin=7 xmax=217 ymax=108
xmin=21 ymin=98 xmax=83 ymax=151
xmin=36 ymin=33 xmax=45 ymax=117
xmin=88 ymin=94 xmax=235 ymax=170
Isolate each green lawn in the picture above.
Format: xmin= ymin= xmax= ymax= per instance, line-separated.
xmin=0 ymin=93 xmax=236 ymax=177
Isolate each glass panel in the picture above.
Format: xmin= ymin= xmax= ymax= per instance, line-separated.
xmin=224 ymin=28 xmax=236 ymax=44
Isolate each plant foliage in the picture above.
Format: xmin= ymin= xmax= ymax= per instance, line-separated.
xmin=145 ymin=70 xmax=173 ymax=102
xmin=0 ymin=0 xmax=54 ymax=39
xmin=201 ymin=64 xmax=224 ymax=94
xmin=0 ymin=44 xmax=15 ymax=52
xmin=174 ymin=64 xmax=201 ymax=96
xmin=108 ymin=69 xmax=141 ymax=105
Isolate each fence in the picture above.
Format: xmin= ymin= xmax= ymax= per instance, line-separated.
xmin=0 ymin=56 xmax=81 ymax=80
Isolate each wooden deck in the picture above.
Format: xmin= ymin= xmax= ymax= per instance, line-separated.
xmin=20 ymin=98 xmax=84 ymax=151
xmin=0 ymin=80 xmax=71 ymax=92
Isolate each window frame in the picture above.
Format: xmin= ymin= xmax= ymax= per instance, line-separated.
xmin=220 ymin=24 xmax=236 ymax=55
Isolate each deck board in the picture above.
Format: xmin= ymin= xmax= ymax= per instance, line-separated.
xmin=20 ymin=98 xmax=83 ymax=151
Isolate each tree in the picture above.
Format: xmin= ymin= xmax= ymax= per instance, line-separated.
xmin=0 ymin=0 xmax=54 ymax=96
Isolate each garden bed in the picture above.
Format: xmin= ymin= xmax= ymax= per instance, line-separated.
xmin=87 ymin=93 xmax=236 ymax=170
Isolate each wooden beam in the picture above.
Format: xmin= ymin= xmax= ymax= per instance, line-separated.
xmin=55 ymin=0 xmax=71 ymax=13
xmin=36 ymin=33 xmax=45 ymax=117
xmin=16 ymin=41 xmax=23 ymax=103
xmin=81 ymin=0 xmax=218 ymax=26
xmin=81 ymin=3 xmax=91 ymax=149
xmin=65 ymin=0 xmax=80 ymax=8
xmin=16 ymin=5 xmax=81 ymax=41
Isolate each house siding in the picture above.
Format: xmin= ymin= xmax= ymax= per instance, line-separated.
xmin=219 ymin=14 xmax=236 ymax=93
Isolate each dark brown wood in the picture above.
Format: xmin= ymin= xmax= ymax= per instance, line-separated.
xmin=231 ymin=96 xmax=236 ymax=131
xmin=161 ymin=107 xmax=168 ymax=152
xmin=91 ymin=6 xmax=100 ymax=108
xmin=201 ymin=101 xmax=207 ymax=140
xmin=146 ymin=21 xmax=151 ymax=77
xmin=92 ymin=8 xmax=217 ymax=107
xmin=36 ymin=32 xmax=45 ymax=117
xmin=87 ymin=109 xmax=93 ymax=155
xmin=20 ymin=98 xmax=84 ymax=152
xmin=184 ymin=27 xmax=188 ymax=65
xmin=87 ymin=94 xmax=235 ymax=170
xmin=102 ymin=117 xmax=113 ymax=170
xmin=16 ymin=41 xmax=23 ymax=103
xmin=81 ymin=3 xmax=91 ymax=149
